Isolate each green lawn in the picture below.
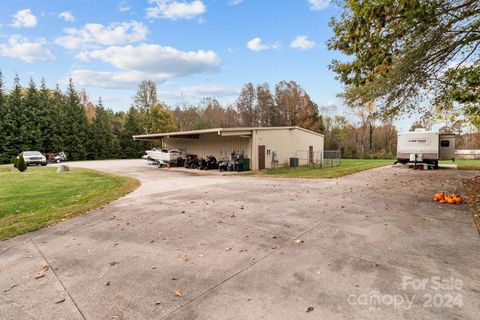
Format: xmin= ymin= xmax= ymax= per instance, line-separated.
xmin=440 ymin=159 xmax=480 ymax=170
xmin=454 ymin=160 xmax=480 ymax=170
xmin=0 ymin=166 xmax=140 ymax=241
xmin=251 ymin=159 xmax=393 ymax=179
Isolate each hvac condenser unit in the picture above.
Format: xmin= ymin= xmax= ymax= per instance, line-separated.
xmin=396 ymin=128 xmax=455 ymax=167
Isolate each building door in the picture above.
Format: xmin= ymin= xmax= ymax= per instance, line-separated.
xmin=258 ymin=145 xmax=265 ymax=170
xmin=309 ymin=146 xmax=313 ymax=165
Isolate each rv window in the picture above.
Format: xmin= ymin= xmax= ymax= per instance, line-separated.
xmin=440 ymin=140 xmax=449 ymax=147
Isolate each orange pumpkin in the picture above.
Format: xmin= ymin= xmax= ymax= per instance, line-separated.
xmin=446 ymin=197 xmax=455 ymax=204
xmin=434 ymin=193 xmax=444 ymax=201
xmin=453 ymin=197 xmax=462 ymax=204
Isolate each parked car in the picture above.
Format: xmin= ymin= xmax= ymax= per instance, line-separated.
xmin=20 ymin=151 xmax=47 ymax=166
xmin=53 ymin=151 xmax=67 ymax=163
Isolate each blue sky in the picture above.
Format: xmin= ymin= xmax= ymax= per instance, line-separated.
xmin=0 ymin=0 xmax=355 ymax=120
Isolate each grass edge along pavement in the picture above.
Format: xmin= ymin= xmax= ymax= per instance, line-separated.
xmin=452 ymin=160 xmax=480 ymax=171
xmin=245 ymin=159 xmax=393 ymax=179
xmin=0 ymin=166 xmax=140 ymax=241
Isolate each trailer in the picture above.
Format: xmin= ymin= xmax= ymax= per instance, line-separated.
xmin=396 ymin=129 xmax=455 ymax=168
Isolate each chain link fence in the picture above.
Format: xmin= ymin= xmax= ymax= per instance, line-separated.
xmin=292 ymin=149 xmax=341 ymax=168
xmin=322 ymin=150 xmax=341 ymax=168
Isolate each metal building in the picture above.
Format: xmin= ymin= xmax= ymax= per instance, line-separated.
xmin=133 ymin=126 xmax=324 ymax=170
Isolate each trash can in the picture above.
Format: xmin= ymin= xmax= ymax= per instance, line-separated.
xmin=290 ymin=157 xmax=299 ymax=167
xmin=235 ymin=162 xmax=242 ymax=172
xmin=242 ymin=159 xmax=250 ymax=171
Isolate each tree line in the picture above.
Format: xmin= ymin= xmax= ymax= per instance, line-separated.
xmin=0 ymin=74 xmax=399 ymax=164
xmin=0 ymin=73 xmax=151 ymax=164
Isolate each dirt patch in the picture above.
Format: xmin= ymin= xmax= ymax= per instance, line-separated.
xmin=463 ymin=176 xmax=480 ymax=233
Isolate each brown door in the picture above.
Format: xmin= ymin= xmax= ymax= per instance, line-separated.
xmin=258 ymin=145 xmax=265 ymax=170
xmin=309 ymin=146 xmax=313 ymax=165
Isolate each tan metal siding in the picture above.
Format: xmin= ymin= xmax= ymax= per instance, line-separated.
xmin=164 ymin=134 xmax=252 ymax=162
xmin=251 ymin=128 xmax=324 ymax=170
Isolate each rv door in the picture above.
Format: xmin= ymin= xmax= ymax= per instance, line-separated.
xmin=439 ymin=134 xmax=455 ymax=160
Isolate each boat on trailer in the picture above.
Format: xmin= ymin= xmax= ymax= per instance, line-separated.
xmin=145 ymin=148 xmax=186 ymax=167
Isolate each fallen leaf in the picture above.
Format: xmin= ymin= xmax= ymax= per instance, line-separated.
xmin=110 ymin=261 xmax=119 ymax=266
xmin=174 ymin=289 xmax=183 ymax=297
xmin=306 ymin=306 xmax=314 ymax=313
xmin=105 ymin=281 xmax=111 ymax=286
xmin=56 ymin=298 xmax=66 ymax=304
xmin=35 ymin=273 xmax=45 ymax=280
xmin=3 ymin=284 xmax=17 ymax=293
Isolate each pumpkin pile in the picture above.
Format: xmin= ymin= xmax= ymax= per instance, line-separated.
xmin=434 ymin=193 xmax=462 ymax=204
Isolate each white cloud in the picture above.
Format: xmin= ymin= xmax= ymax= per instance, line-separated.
xmin=71 ymin=44 xmax=219 ymax=88
xmin=308 ymin=0 xmax=330 ymax=10
xmin=180 ymin=85 xmax=240 ymax=96
xmin=11 ymin=9 xmax=38 ymax=28
xmin=70 ymin=70 xmax=169 ymax=88
xmin=0 ymin=35 xmax=55 ymax=63
xmin=74 ymin=51 xmax=90 ymax=62
xmin=83 ymin=44 xmax=219 ymax=75
xmin=229 ymin=0 xmax=243 ymax=5
xmin=246 ymin=37 xmax=280 ymax=52
xmin=58 ymin=11 xmax=75 ymax=22
xmin=247 ymin=37 xmax=268 ymax=52
xmin=290 ymin=35 xmax=316 ymax=50
xmin=146 ymin=0 xmax=206 ymax=20
xmin=118 ymin=1 xmax=131 ymax=12
xmin=55 ymin=21 xmax=148 ymax=50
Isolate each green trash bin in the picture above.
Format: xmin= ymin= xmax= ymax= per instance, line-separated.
xmin=242 ymin=158 xmax=250 ymax=171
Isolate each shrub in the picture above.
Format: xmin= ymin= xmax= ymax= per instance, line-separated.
xmin=13 ymin=156 xmax=18 ymax=168
xmin=17 ymin=156 xmax=27 ymax=172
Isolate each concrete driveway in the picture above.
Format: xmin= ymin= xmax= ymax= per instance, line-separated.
xmin=1 ymin=160 xmax=479 ymax=319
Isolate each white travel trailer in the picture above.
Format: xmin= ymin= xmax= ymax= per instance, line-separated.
xmin=396 ymin=129 xmax=455 ymax=167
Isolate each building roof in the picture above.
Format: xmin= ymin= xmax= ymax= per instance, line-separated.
xmin=133 ymin=126 xmax=324 ymax=140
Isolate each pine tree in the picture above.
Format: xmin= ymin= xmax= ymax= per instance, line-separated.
xmin=38 ymin=79 xmax=57 ymax=154
xmin=24 ymin=78 xmax=42 ymax=150
xmin=0 ymin=72 xmax=5 ymax=163
xmin=51 ymin=84 xmax=67 ymax=153
xmin=63 ymin=79 xmax=88 ymax=160
xmin=119 ymin=107 xmax=149 ymax=159
xmin=1 ymin=75 xmax=26 ymax=163
xmin=87 ymin=98 xmax=116 ymax=159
